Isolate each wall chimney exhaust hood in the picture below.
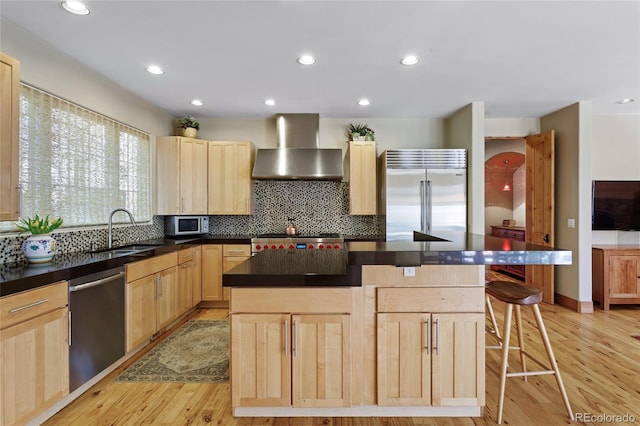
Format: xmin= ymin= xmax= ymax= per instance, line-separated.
xmin=251 ymin=113 xmax=343 ymax=180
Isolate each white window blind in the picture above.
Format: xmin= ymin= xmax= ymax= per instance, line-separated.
xmin=16 ymin=84 xmax=151 ymax=228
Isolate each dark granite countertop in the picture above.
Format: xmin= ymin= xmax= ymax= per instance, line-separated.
xmin=223 ymin=231 xmax=572 ymax=288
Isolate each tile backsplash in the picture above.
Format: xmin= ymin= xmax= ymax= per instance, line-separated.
xmin=0 ymin=181 xmax=383 ymax=264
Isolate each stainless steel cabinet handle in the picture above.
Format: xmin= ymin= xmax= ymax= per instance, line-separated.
xmin=16 ymin=184 xmax=22 ymax=215
xmin=425 ymin=318 xmax=431 ymax=355
xmin=283 ymin=319 xmax=289 ymax=354
xmin=292 ymin=320 xmax=298 ymax=357
xmin=226 ymin=250 xmax=246 ymax=255
xmin=181 ymin=262 xmax=193 ymax=268
xmin=9 ymin=298 xmax=48 ymax=313
xmin=158 ymin=275 xmax=163 ymax=297
xmin=433 ymin=318 xmax=439 ymax=355
xmin=68 ymin=311 xmax=72 ymax=346
xmin=69 ymin=272 xmax=125 ymax=292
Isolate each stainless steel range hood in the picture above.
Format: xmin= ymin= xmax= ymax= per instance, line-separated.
xmin=251 ymin=113 xmax=343 ymax=180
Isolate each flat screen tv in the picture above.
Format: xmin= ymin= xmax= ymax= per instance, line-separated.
xmin=592 ymin=180 xmax=640 ymax=231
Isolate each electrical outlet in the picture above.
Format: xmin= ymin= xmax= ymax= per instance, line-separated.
xmin=567 ymin=218 xmax=576 ymax=228
xmin=403 ymin=267 xmax=416 ymax=277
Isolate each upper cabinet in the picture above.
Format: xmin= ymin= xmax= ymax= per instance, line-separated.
xmin=156 ymin=136 xmax=208 ymax=215
xmin=208 ymin=141 xmax=254 ymax=215
xmin=0 ymin=53 xmax=20 ymax=221
xmin=348 ymin=141 xmax=377 ymax=215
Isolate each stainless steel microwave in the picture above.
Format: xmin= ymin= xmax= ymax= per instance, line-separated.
xmin=165 ymin=216 xmax=210 ymax=236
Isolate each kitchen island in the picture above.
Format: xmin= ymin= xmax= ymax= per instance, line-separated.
xmin=224 ymin=231 xmax=571 ymax=417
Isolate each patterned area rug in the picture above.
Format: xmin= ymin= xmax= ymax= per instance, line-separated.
xmin=116 ymin=320 xmax=229 ymax=383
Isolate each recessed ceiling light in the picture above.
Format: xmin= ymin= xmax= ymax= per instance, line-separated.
xmin=190 ymin=99 xmax=204 ymax=106
xmin=146 ymin=65 xmax=164 ymax=75
xmin=358 ymin=99 xmax=370 ymax=106
xmin=60 ymin=1 xmax=90 ymax=15
xmin=264 ymin=99 xmax=276 ymax=106
xmin=297 ymin=55 xmax=316 ymax=65
xmin=617 ymin=98 xmax=635 ymax=104
xmin=400 ymin=55 xmax=420 ymax=66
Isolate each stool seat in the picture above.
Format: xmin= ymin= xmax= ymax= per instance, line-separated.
xmin=486 ymin=280 xmax=543 ymax=305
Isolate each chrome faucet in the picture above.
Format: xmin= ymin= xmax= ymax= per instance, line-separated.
xmin=108 ymin=208 xmax=136 ymax=249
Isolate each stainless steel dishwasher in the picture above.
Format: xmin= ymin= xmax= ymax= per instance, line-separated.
xmin=69 ymin=266 xmax=125 ymax=392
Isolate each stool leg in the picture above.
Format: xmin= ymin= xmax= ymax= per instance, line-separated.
xmin=497 ymin=303 xmax=513 ymax=425
xmin=486 ymin=294 xmax=501 ymax=340
xmin=531 ymin=304 xmax=574 ymax=421
xmin=514 ymin=305 xmax=527 ymax=381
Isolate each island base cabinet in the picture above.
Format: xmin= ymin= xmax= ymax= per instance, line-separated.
xmin=1 ymin=307 xmax=69 ymax=426
xmin=377 ymin=312 xmax=485 ymax=407
xmin=231 ymin=313 xmax=351 ymax=409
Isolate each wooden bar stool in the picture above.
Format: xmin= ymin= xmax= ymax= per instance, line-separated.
xmin=485 ymin=281 xmax=574 ymax=424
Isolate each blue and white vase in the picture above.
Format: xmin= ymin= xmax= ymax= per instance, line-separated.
xmin=22 ymin=234 xmax=56 ymax=263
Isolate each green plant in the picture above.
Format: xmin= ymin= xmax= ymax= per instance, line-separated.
xmin=16 ymin=214 xmax=63 ymax=235
xmin=176 ymin=116 xmax=200 ymax=130
xmin=346 ymin=123 xmax=375 ymax=140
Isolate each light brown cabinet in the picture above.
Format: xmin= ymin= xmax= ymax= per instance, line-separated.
xmin=156 ymin=136 xmax=208 ymax=215
xmin=592 ymin=246 xmax=640 ymax=310
xmin=347 ymin=141 xmax=377 ymax=215
xmin=125 ymin=252 xmax=179 ymax=351
xmin=0 ymin=52 xmax=20 ymax=221
xmin=208 ymin=141 xmax=254 ymax=215
xmin=177 ymin=246 xmax=199 ymax=312
xmin=231 ymin=313 xmax=350 ymax=408
xmin=201 ymin=244 xmax=250 ymax=303
xmin=0 ymin=281 xmax=69 ymax=425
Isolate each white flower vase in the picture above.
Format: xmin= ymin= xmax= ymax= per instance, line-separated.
xmin=23 ymin=234 xmax=56 ymax=264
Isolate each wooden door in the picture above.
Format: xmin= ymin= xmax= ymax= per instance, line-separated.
xmin=525 ymin=130 xmax=555 ymax=303
xmin=231 ymin=313 xmax=290 ymax=407
xmin=377 ymin=313 xmax=431 ymax=406
xmin=292 ymin=314 xmax=351 ymax=408
xmin=0 ymin=307 xmax=69 ymax=426
xmin=208 ymin=141 xmax=252 ymax=214
xmin=349 ymin=141 xmax=377 ymax=215
xmin=179 ymin=138 xmax=208 ymax=214
xmin=609 ymin=255 xmax=640 ymax=298
xmin=201 ymin=244 xmax=223 ymax=301
xmin=431 ymin=313 xmax=485 ymax=407
xmin=156 ymin=267 xmax=178 ymax=330
xmin=0 ymin=53 xmax=20 ymax=221
xmin=125 ymin=274 xmax=156 ymax=351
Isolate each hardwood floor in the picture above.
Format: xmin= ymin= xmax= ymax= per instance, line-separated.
xmin=43 ymin=301 xmax=640 ymax=425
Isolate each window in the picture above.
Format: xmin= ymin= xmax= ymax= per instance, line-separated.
xmin=8 ymin=84 xmax=151 ymax=230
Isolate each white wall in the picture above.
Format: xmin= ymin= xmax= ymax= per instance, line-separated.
xmin=591 ymin=115 xmax=640 ymax=245
xmin=485 ymin=118 xmax=539 ymax=137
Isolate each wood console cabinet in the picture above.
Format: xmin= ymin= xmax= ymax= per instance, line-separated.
xmin=490 ymin=226 xmax=526 ymax=279
xmin=592 ymin=246 xmax=640 ymax=310
xmin=0 ymin=281 xmax=69 ymax=425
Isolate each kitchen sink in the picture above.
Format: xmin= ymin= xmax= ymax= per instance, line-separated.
xmin=88 ymin=243 xmax=161 ymax=255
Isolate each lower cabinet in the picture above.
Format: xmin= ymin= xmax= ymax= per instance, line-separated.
xmin=593 ymin=246 xmax=640 ymax=310
xmin=231 ymin=313 xmax=351 ymax=408
xmin=125 ymin=252 xmax=179 ymax=351
xmin=178 ymin=246 xmax=200 ymax=311
xmin=201 ymin=244 xmax=250 ymax=303
xmin=377 ymin=312 xmax=484 ymax=407
xmin=222 ymin=245 xmax=251 ymax=301
xmin=0 ymin=281 xmax=69 ymax=425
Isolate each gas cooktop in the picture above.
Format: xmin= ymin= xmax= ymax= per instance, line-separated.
xmin=255 ymin=233 xmax=341 ymax=239
xmin=251 ymin=233 xmax=343 ymax=252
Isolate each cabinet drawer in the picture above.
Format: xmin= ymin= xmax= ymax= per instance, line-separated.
xmin=178 ymin=247 xmax=196 ymax=264
xmin=0 ymin=281 xmax=68 ymax=329
xmin=223 ymin=244 xmax=251 ymax=257
xmin=506 ymin=230 xmax=525 ymax=241
xmin=377 ymin=287 xmax=484 ymax=313
xmin=126 ymin=252 xmax=178 ymax=282
xmin=491 ymin=228 xmax=507 ymax=237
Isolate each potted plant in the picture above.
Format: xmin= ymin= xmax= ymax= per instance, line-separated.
xmin=177 ymin=116 xmax=200 ymax=138
xmin=16 ymin=214 xmax=63 ymax=263
xmin=346 ymin=123 xmax=374 ymax=141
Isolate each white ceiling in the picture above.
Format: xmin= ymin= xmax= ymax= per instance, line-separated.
xmin=1 ymin=1 xmax=639 ymax=119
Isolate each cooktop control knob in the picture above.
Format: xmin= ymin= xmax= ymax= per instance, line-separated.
xmin=334 ymin=244 xmax=340 ymax=249
xmin=289 ymin=244 xmax=294 ymax=249
xmin=308 ymin=244 xmax=314 ymax=249
xmin=326 ymin=244 xmax=332 ymax=249
xmin=278 ymin=245 xmax=284 ymax=249
xmin=255 ymin=244 xmax=261 ymax=250
xmin=271 ymin=244 xmax=277 ymax=249
xmin=318 ymin=244 xmax=324 ymax=249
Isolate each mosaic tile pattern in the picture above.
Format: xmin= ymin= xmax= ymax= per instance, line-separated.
xmin=0 ymin=216 xmax=164 ymax=264
xmin=206 ymin=181 xmax=384 ymax=238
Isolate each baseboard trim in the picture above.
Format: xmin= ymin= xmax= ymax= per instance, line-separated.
xmin=554 ymin=293 xmax=594 ymax=313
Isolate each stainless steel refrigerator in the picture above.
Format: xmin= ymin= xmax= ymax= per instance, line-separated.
xmin=382 ymin=149 xmax=467 ymax=241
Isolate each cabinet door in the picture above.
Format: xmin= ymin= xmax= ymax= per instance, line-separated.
xmin=0 ymin=53 xmax=20 ymax=221
xmin=179 ymin=138 xmax=208 ymax=214
xmin=125 ymin=274 xmax=156 ymax=351
xmin=222 ymin=254 xmax=250 ymax=301
xmin=201 ymin=245 xmax=223 ymax=301
xmin=609 ymin=255 xmax=640 ymax=298
xmin=431 ymin=313 xmax=485 ymax=407
xmin=231 ymin=314 xmax=290 ymax=407
xmin=192 ymin=246 xmax=202 ymax=306
xmin=156 ymin=266 xmax=178 ymax=330
xmin=177 ymin=260 xmax=194 ymax=316
xmin=349 ymin=141 xmax=377 ymax=215
xmin=208 ymin=141 xmax=252 ymax=214
xmin=1 ymin=307 xmax=69 ymax=425
xmin=292 ymin=314 xmax=351 ymax=408
xmin=377 ymin=312 xmax=431 ymax=406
